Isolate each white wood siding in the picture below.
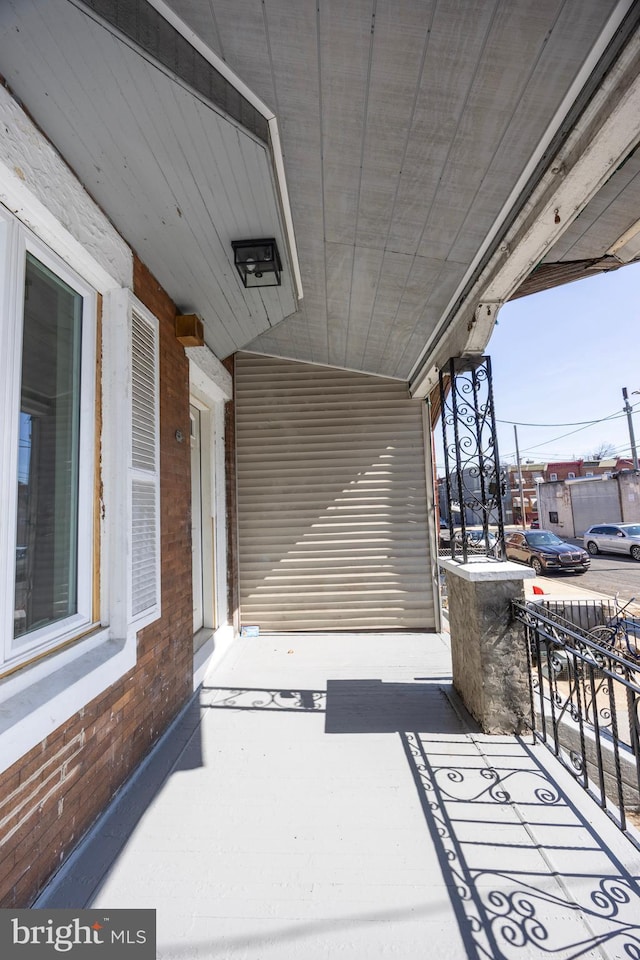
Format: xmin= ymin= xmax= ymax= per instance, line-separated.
xmin=235 ymin=354 xmax=435 ymax=631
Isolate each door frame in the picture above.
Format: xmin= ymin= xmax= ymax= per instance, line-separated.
xmin=187 ymin=350 xmax=233 ymax=688
xmin=189 ymin=401 xmax=206 ymax=635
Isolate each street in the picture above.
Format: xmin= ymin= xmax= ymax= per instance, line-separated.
xmin=546 ymin=540 xmax=640 ymax=602
xmin=439 ymin=531 xmax=640 ymax=602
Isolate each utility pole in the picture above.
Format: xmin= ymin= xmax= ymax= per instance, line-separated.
xmin=514 ymin=424 xmax=526 ymax=530
xmin=622 ymin=387 xmax=639 ymax=470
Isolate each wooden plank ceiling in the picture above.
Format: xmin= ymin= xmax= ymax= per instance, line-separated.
xmin=1 ymin=1 xmax=638 ymax=380
xmin=164 ymin=0 xmax=636 ymax=379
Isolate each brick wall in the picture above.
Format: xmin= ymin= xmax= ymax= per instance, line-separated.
xmin=0 ymin=257 xmax=194 ymax=906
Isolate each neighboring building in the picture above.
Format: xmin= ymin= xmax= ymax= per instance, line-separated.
xmin=538 ymin=473 xmax=640 ymax=537
xmin=582 ymin=460 xmax=600 ymax=478
xmin=508 ymin=460 xmax=638 ymax=524
xmin=545 ymin=461 xmax=582 ymax=482
xmin=437 ymin=469 xmax=498 ymax=528
xmin=507 ymin=463 xmax=546 ymax=524
xmin=599 ymin=458 xmax=620 ymax=477
xmin=597 ymin=457 xmax=636 ymax=476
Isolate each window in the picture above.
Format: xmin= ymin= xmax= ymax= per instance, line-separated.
xmin=15 ymin=255 xmax=83 ymax=639
xmin=586 ymin=471 xmax=594 ymax=477
xmin=0 ymin=103 xmax=167 ymax=772
xmin=567 ymin=472 xmax=575 ymax=479
xmin=0 ymin=213 xmax=96 ymax=669
xmin=549 ymin=473 xmax=558 ymax=481
xmin=549 ymin=511 xmax=559 ymax=524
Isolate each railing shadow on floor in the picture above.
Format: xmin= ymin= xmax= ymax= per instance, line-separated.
xmin=401 ymin=729 xmax=640 ymax=960
xmin=200 ymin=685 xmax=327 ymax=712
xmin=43 ymin=679 xmax=640 ymax=955
xmin=203 ymin=678 xmax=640 ymax=959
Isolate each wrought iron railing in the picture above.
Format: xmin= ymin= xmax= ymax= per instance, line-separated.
xmin=438 ymin=356 xmax=505 ymax=562
xmin=512 ymin=599 xmax=640 ymax=847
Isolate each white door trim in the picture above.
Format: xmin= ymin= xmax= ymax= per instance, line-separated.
xmin=187 ymin=351 xmax=233 ymax=687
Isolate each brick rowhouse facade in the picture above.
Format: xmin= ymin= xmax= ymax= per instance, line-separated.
xmin=0 ymin=258 xmax=194 ymax=907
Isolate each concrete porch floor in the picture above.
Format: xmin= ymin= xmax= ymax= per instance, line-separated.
xmin=37 ymin=632 xmax=640 ymax=959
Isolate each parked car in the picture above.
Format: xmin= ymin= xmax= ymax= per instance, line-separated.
xmin=505 ymin=530 xmax=590 ymax=575
xmin=454 ymin=528 xmax=498 ymax=554
xmin=582 ymin=523 xmax=640 ymax=561
xmin=438 ymin=519 xmax=452 ymax=547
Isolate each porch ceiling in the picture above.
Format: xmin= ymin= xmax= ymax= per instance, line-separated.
xmin=2 ymin=1 xmax=640 ymax=382
xmin=0 ymin=0 xmax=298 ymax=357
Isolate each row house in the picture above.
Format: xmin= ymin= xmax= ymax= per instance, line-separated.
xmin=2 ymin=0 xmax=640 ymax=907
xmin=507 ymin=458 xmax=637 ymax=523
xmin=506 ymin=463 xmax=546 ymax=525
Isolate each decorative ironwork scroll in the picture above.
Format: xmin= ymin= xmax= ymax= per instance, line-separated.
xmin=513 ymin=599 xmax=640 ymax=844
xmin=439 ymin=356 xmax=505 ymax=562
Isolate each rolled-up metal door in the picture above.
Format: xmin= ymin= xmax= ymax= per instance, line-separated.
xmin=234 ymin=353 xmax=435 ymax=631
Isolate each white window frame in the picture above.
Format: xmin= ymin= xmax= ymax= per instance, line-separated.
xmin=0 ymin=210 xmax=97 ymax=667
xmin=0 ymin=273 xmax=162 ymax=776
xmin=0 ymin=89 xmax=144 ymax=777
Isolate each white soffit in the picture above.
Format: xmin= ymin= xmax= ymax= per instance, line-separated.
xmin=0 ymin=0 xmax=297 ymax=357
xmin=147 ymin=0 xmax=303 ymax=303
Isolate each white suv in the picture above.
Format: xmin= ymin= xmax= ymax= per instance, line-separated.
xmin=583 ymin=523 xmax=640 ymax=561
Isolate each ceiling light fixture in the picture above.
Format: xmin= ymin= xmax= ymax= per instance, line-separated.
xmin=231 ymin=238 xmax=282 ymax=287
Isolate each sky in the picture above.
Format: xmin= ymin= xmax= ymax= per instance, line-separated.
xmin=467 ymin=260 xmax=640 ymax=469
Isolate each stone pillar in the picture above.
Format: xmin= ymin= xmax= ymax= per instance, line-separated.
xmin=440 ymin=558 xmax=534 ymax=734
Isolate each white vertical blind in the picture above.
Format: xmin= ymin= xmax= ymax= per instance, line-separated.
xmin=235 ymin=354 xmax=435 ymax=631
xmin=131 ymin=310 xmax=160 ymax=620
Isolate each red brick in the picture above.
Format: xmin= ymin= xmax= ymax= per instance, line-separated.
xmin=0 ymin=255 xmax=195 ymax=906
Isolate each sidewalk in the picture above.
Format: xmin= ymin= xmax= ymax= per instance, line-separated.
xmin=524 ymin=573 xmax=640 ymax=618
xmin=524 ymin=574 xmax=611 ymax=603
xmin=37 ymin=632 xmax=640 ymax=959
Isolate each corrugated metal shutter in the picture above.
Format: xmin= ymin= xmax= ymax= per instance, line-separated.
xmin=571 ymin=479 xmax=621 ymax=536
xmin=235 ymin=353 xmax=435 ymax=631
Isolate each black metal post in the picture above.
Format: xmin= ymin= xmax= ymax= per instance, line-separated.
xmin=438 ymin=356 xmax=505 ymax=562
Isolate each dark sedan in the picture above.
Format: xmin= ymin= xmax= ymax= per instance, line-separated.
xmin=505 ymin=530 xmax=590 ymax=575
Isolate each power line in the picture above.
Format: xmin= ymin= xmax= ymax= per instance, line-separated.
xmin=504 ymin=418 xmax=621 ymax=456
xmin=496 ymin=402 xmax=639 ymax=430
xmin=497 ymin=402 xmax=640 ymax=461
xmin=501 ymin=436 xmax=632 ymax=461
